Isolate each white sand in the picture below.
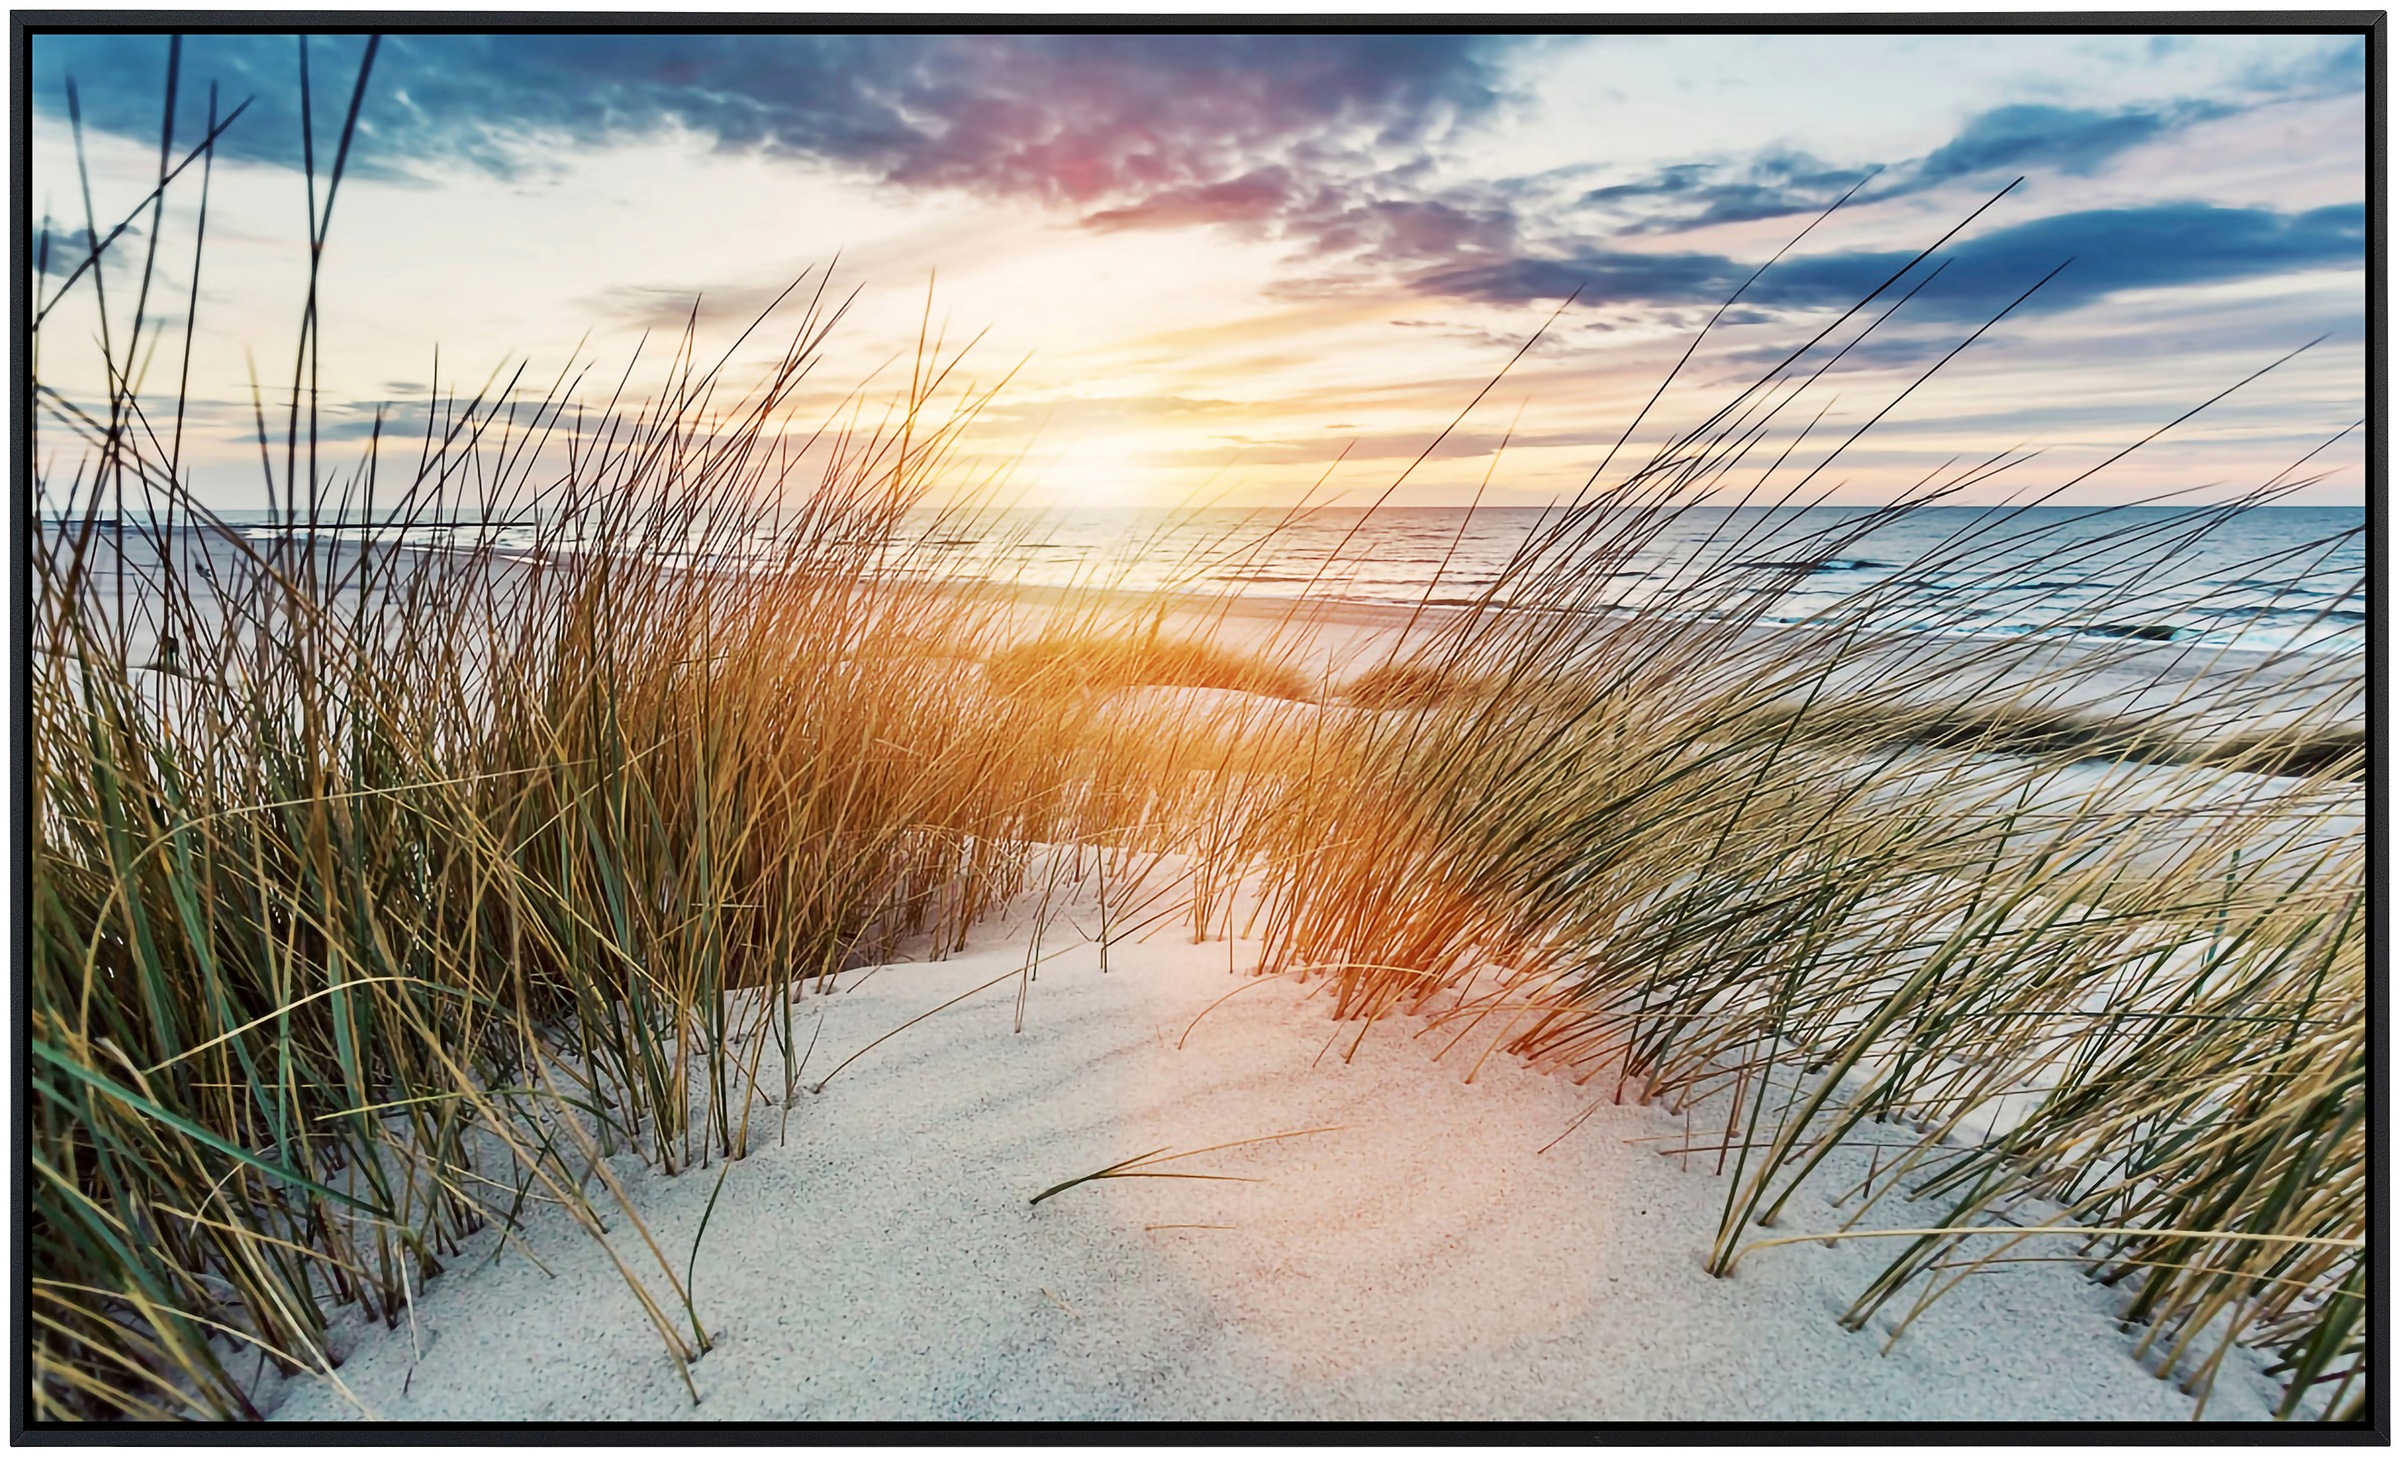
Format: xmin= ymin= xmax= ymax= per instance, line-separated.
xmin=264 ymin=883 xmax=2287 ymax=1423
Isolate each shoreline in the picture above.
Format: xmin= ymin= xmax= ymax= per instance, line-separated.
xmin=47 ymin=529 xmax=2364 ymax=764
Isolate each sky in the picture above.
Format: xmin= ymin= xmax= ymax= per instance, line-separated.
xmin=27 ymin=29 xmax=2371 ymax=511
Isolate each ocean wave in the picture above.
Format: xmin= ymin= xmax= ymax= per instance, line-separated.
xmin=2224 ymin=577 xmax=2335 ymax=595
xmin=2078 ymin=623 xmax=2192 ymax=643
xmin=1730 ymin=557 xmax=1892 ymax=573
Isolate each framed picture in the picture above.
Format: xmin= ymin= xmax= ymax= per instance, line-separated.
xmin=16 ymin=12 xmax=2377 ymax=1438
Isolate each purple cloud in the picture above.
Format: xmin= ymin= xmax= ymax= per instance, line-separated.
xmin=35 ymin=33 xmax=1532 ymax=205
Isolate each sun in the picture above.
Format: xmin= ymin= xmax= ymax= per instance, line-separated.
xmin=1037 ymin=438 xmax=1155 ymax=508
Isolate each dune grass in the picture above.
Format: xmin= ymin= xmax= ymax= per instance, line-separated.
xmin=1339 ymin=662 xmax=1488 ymax=711
xmin=986 ymin=629 xmax=1314 ymax=703
xmin=1231 ymin=362 xmax=2366 ymax=1423
xmin=28 ymin=264 xmax=1268 ymax=1414
xmin=1746 ymin=701 xmax=2366 ymax=783
xmin=28 ymin=56 xmax=2366 ymax=1424
xmin=2191 ymin=724 xmax=2367 ymax=782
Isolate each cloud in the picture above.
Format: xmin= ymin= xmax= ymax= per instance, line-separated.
xmin=579 ymin=277 xmax=820 ymax=332
xmin=1299 ymin=195 xmax=1523 ymax=265
xmin=1913 ymin=101 xmax=2230 ymax=184
xmin=1912 ymin=200 xmax=2362 ymax=308
xmin=1083 ymin=167 xmax=1307 ymax=231
xmin=311 ymin=399 xmax=433 ymax=442
xmin=2241 ymin=35 xmax=2367 ymax=98
xmin=32 ymin=35 xmax=404 ymax=172
xmin=1576 ymin=99 xmax=2237 ymax=237
xmin=1417 ymin=249 xmax=1742 ymax=308
xmin=1579 ymin=149 xmax=1871 ymax=232
xmin=1420 ymin=201 xmax=2366 ymax=318
xmin=1060 ymin=79 xmax=2356 ymax=322
xmin=33 ymin=33 xmax=1531 ymax=204
xmin=29 ymin=221 xmax=141 ymax=276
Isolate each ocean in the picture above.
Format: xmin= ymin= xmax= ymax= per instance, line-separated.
xmin=62 ymin=503 xmax=2368 ymax=659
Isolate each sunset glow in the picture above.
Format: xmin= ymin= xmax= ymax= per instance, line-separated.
xmin=31 ymin=31 xmax=2368 ymax=511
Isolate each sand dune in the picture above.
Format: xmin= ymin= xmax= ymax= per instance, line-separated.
xmin=262 ymin=883 xmax=2283 ymax=1423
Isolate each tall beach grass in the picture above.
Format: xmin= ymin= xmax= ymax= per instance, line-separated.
xmin=1233 ymin=352 xmax=2365 ymax=1421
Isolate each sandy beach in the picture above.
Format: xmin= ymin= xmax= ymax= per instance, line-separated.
xmin=251 ymin=866 xmax=2288 ymax=1424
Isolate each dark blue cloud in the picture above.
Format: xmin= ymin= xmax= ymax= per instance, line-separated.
xmin=32 ymin=33 xmax=1530 ymax=204
xmin=1417 ymin=249 xmax=1741 ymax=308
xmin=32 ymin=35 xmax=392 ymax=171
xmin=1580 ymin=149 xmax=1870 ymax=231
xmin=1913 ymin=102 xmax=2228 ymax=184
xmin=1421 ymin=201 xmax=2366 ymax=317
xmin=28 ymin=221 xmax=140 ymax=277
xmin=1580 ymin=99 xmax=2237 ymax=236
xmin=2242 ymin=35 xmax=2366 ymax=98
xmin=1911 ymin=200 xmax=2361 ymax=309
